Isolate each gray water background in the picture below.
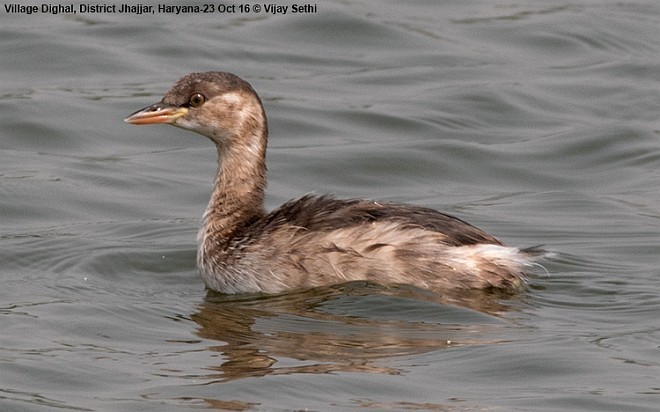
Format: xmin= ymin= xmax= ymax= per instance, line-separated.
xmin=1 ymin=1 xmax=659 ymax=410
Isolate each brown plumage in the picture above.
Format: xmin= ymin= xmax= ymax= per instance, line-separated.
xmin=125 ymin=71 xmax=541 ymax=294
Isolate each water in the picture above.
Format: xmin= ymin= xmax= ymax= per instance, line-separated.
xmin=1 ymin=1 xmax=659 ymax=410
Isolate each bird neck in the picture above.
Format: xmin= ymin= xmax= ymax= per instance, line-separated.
xmin=202 ymin=124 xmax=268 ymax=241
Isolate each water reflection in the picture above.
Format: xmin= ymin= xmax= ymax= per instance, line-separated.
xmin=191 ymin=282 xmax=524 ymax=382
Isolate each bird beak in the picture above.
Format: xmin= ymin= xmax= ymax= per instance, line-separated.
xmin=124 ymin=103 xmax=189 ymax=125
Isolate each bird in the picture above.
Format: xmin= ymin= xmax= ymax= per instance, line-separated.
xmin=125 ymin=71 xmax=542 ymax=294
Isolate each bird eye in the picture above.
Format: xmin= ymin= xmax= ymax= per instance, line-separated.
xmin=188 ymin=93 xmax=205 ymax=107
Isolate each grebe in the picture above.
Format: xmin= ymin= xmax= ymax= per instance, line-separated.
xmin=125 ymin=71 xmax=541 ymax=294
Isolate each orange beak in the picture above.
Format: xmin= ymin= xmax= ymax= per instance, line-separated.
xmin=124 ymin=103 xmax=188 ymax=125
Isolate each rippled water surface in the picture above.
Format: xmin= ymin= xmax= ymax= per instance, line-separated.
xmin=2 ymin=1 xmax=660 ymax=411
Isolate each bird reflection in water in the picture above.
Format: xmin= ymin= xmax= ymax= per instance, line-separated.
xmin=190 ymin=282 xmax=527 ymax=382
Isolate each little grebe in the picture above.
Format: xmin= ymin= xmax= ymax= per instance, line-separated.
xmin=125 ymin=71 xmax=541 ymax=294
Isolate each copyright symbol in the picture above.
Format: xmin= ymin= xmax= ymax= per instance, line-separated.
xmin=253 ymin=4 xmax=261 ymax=12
